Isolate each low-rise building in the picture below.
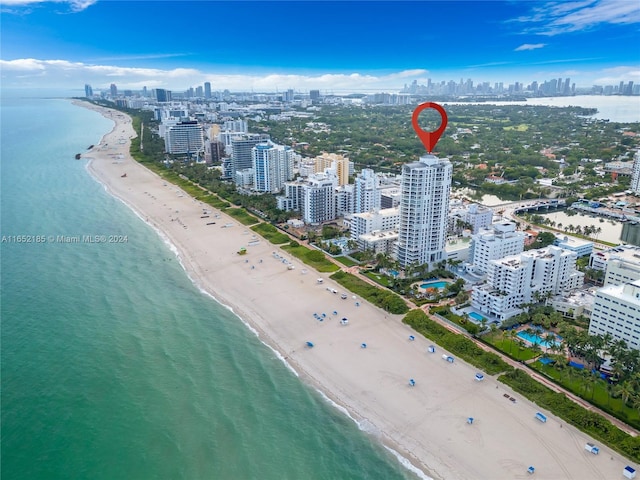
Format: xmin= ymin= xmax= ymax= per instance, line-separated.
xmin=469 ymin=222 xmax=526 ymax=275
xmin=472 ymin=246 xmax=584 ymax=321
xmin=553 ymin=234 xmax=593 ymax=257
xmin=589 ymin=279 xmax=640 ymax=350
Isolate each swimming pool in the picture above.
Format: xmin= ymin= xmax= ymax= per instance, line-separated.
xmin=516 ymin=331 xmax=561 ymax=349
xmin=420 ymin=281 xmax=449 ymax=289
xmin=468 ymin=312 xmax=485 ymax=322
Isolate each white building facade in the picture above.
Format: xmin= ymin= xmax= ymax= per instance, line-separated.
xmin=354 ymin=169 xmax=381 ymax=213
xmin=472 ymin=246 xmax=584 ymax=321
xmin=396 ymin=154 xmax=452 ymax=270
xmin=252 ymin=142 xmax=295 ymax=193
xmin=589 ymin=279 xmax=640 ymax=350
xmin=469 ymin=222 xmax=526 ymax=275
xmin=301 ymin=173 xmax=338 ymax=225
xmin=164 ymin=121 xmax=205 ymax=155
xmin=631 ymin=151 xmax=640 ymax=195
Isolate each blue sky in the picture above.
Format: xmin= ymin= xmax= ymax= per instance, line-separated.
xmin=1 ymin=0 xmax=639 ymax=93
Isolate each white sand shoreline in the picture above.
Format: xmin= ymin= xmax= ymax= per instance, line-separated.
xmin=77 ymin=100 xmax=632 ymax=480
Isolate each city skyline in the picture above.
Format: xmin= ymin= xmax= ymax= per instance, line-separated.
xmin=1 ymin=0 xmax=639 ymax=92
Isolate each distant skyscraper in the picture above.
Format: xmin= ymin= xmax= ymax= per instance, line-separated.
xmin=204 ymin=82 xmax=212 ymax=99
xmin=84 ymin=84 xmax=93 ymax=97
xmin=309 ymin=89 xmax=320 ymax=101
xmin=195 ymin=86 xmax=203 ymax=97
xmin=110 ymin=83 xmax=118 ymax=97
xmin=396 ymin=154 xmax=452 ymax=270
xmin=154 ymin=88 xmax=169 ymax=102
xmin=142 ymin=86 xmax=148 ymax=97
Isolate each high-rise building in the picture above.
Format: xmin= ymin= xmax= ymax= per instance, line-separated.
xmin=164 ymin=121 xmax=205 ymax=155
xmin=396 ymin=154 xmax=452 ymax=270
xmin=110 ymin=83 xmax=118 ymax=97
xmin=301 ymin=173 xmax=338 ymax=225
xmin=589 ymin=279 xmax=640 ymax=350
xmin=354 ymin=169 xmax=381 ymax=213
xmin=309 ymin=90 xmax=320 ymax=101
xmin=204 ymin=82 xmax=212 ymax=99
xmin=631 ymin=151 xmax=640 ymax=194
xmin=252 ymin=141 xmax=295 ymax=193
xmin=230 ymin=134 xmax=270 ymax=180
xmin=154 ymin=88 xmax=170 ymax=103
xmin=84 ymin=84 xmax=93 ymax=97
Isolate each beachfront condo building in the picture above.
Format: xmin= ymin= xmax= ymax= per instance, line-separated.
xmin=164 ymin=121 xmax=205 ymax=156
xmin=350 ymin=208 xmax=400 ymax=255
xmin=396 ymin=154 xmax=452 ymax=270
xmin=354 ymin=169 xmax=382 ymax=213
xmin=472 ymin=245 xmax=584 ymax=321
xmin=230 ymin=134 xmax=270 ymax=180
xmin=251 ymin=141 xmax=296 ymax=193
xmin=350 ymin=208 xmax=400 ymax=239
xmin=589 ymin=279 xmax=640 ymax=350
xmin=84 ymin=84 xmax=93 ymax=98
xmin=301 ymin=173 xmax=338 ymax=225
xmin=469 ymin=222 xmax=526 ymax=275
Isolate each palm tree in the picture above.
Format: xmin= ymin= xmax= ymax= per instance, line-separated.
xmin=543 ymin=333 xmax=556 ymax=355
xmin=616 ymin=381 xmax=635 ymax=407
xmin=531 ymin=343 xmax=542 ymax=360
xmin=509 ymin=329 xmax=518 ymax=356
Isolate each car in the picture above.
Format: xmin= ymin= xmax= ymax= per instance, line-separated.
xmin=341 ymin=294 xmax=347 ymax=299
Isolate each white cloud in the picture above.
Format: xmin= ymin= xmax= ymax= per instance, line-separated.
xmin=515 ymin=43 xmax=546 ymax=51
xmin=513 ymin=0 xmax=640 ymax=36
xmin=593 ymin=66 xmax=640 ymax=84
xmin=0 ymin=0 xmax=96 ymax=11
xmin=0 ymin=58 xmax=430 ymax=92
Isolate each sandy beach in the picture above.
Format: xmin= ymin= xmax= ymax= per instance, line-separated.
xmin=80 ymin=101 xmax=631 ymax=480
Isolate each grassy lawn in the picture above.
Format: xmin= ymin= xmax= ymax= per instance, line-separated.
xmin=251 ymin=224 xmax=290 ymax=245
xmin=331 ymin=271 xmax=408 ymax=314
xmin=533 ymin=362 xmax=640 ymax=427
xmin=281 ymin=244 xmax=339 ymax=273
xmin=334 ymin=256 xmax=359 ymax=267
xmin=224 ymin=208 xmax=259 ymax=226
xmin=363 ymin=271 xmax=393 ymax=287
xmin=483 ymin=332 xmax=540 ymax=362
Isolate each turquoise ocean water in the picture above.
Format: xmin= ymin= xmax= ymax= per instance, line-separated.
xmin=0 ymin=96 xmax=419 ymax=480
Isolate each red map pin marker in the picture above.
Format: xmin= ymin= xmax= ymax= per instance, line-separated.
xmin=411 ymin=102 xmax=448 ymax=153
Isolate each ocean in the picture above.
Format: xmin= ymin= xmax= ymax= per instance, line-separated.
xmin=0 ymin=96 xmax=418 ymax=480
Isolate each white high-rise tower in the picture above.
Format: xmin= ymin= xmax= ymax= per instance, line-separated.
xmin=396 ymin=154 xmax=452 ymax=270
xmin=631 ymin=151 xmax=640 ymax=195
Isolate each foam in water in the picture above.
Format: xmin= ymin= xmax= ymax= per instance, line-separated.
xmin=384 ymin=446 xmax=434 ymax=480
xmin=315 ymin=389 xmax=433 ymax=480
